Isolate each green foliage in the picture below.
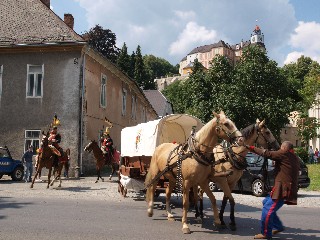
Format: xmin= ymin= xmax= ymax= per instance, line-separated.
xmin=134 ymin=45 xmax=145 ymax=88
xmin=223 ymin=46 xmax=294 ymax=137
xmin=307 ymin=164 xmax=320 ymax=191
xmin=297 ymin=117 xmax=320 ymax=147
xmin=162 ymin=80 xmax=189 ymax=114
xmin=294 ymin=147 xmax=308 ymax=163
xmin=117 ymin=42 xmax=131 ymax=76
xmin=85 ymin=25 xmax=120 ymax=63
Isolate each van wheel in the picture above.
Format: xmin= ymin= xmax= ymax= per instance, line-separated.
xmin=209 ymin=182 xmax=218 ymax=191
xmin=11 ymin=167 xmax=24 ymax=181
xmin=0 ymin=174 xmax=3 ymax=179
xmin=252 ymin=179 xmax=265 ymax=197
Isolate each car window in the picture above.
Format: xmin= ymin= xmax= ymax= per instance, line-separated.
xmin=0 ymin=149 xmax=9 ymax=158
xmin=246 ymin=152 xmax=274 ymax=168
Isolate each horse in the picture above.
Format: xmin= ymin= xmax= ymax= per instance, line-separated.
xmin=144 ymin=111 xmax=243 ymax=234
xmin=84 ymin=140 xmax=120 ymax=183
xmin=30 ymin=131 xmax=57 ymax=189
xmin=49 ymin=148 xmax=71 ymax=188
xmin=194 ymin=119 xmax=280 ymax=230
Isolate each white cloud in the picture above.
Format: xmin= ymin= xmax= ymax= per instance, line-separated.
xmin=284 ymin=21 xmax=320 ymax=64
xmin=173 ymin=10 xmax=196 ymax=21
xmin=71 ymin=0 xmax=298 ymax=65
xmin=169 ymin=22 xmax=219 ymax=56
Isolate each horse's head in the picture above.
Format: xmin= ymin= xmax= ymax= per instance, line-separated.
xmin=254 ymin=119 xmax=280 ymax=150
xmin=41 ymin=131 xmax=49 ymax=147
xmin=213 ymin=111 xmax=243 ymax=145
xmin=84 ymin=140 xmax=96 ymax=153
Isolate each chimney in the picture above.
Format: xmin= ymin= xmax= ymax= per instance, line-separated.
xmin=40 ymin=0 xmax=50 ymax=8
xmin=64 ymin=14 xmax=74 ymax=30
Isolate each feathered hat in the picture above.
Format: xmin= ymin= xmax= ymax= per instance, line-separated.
xmin=103 ymin=117 xmax=113 ymax=135
xmin=51 ymin=113 xmax=61 ymax=128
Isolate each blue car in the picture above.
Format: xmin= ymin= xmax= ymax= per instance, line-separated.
xmin=0 ymin=146 xmax=24 ymax=181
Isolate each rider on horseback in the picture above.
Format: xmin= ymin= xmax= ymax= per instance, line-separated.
xmin=100 ymin=127 xmax=113 ymax=163
xmin=48 ymin=114 xmax=63 ymax=167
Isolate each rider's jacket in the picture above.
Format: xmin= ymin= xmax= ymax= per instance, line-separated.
xmin=101 ymin=136 xmax=113 ymax=152
xmin=49 ymin=131 xmax=61 ymax=149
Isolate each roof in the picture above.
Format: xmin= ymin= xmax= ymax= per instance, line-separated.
xmin=143 ymin=90 xmax=172 ymax=117
xmin=0 ymin=0 xmax=85 ymax=46
xmin=187 ymin=40 xmax=230 ymax=55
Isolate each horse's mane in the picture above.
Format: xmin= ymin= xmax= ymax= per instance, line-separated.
xmin=195 ymin=117 xmax=216 ymax=143
xmin=240 ymin=124 xmax=256 ymax=139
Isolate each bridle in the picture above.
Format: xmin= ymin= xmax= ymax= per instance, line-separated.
xmin=253 ymin=124 xmax=279 ymax=150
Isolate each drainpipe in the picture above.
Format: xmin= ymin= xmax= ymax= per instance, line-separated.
xmin=78 ymin=51 xmax=86 ymax=177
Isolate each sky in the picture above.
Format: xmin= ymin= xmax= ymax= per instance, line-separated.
xmin=50 ymin=0 xmax=320 ymax=66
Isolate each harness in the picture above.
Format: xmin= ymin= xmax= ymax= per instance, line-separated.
xmin=144 ymin=119 xmax=241 ymax=191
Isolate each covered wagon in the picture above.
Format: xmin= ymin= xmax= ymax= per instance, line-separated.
xmin=118 ymin=114 xmax=203 ymax=197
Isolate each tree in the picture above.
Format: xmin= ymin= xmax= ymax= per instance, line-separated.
xmin=134 ymin=45 xmax=145 ymax=88
xmin=84 ymin=25 xmax=120 ymax=63
xmin=281 ymin=56 xmax=316 ymax=111
xmin=128 ymin=51 xmax=136 ymax=79
xmin=297 ymin=116 xmax=320 ymax=147
xmin=143 ymin=55 xmax=178 ymax=90
xmin=117 ymin=42 xmax=131 ymax=76
xmin=162 ymin=80 xmax=188 ymax=114
xmin=183 ymin=59 xmax=212 ymax=121
xmin=221 ymin=46 xmax=295 ymax=137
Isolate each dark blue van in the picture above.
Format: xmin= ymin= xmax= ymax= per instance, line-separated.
xmin=0 ymin=146 xmax=24 ymax=181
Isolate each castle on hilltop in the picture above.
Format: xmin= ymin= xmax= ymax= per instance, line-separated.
xmin=155 ymin=25 xmax=265 ymax=91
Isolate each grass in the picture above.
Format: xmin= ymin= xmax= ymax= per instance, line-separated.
xmin=307 ymin=164 xmax=320 ymax=191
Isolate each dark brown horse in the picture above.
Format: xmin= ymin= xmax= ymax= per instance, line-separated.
xmin=50 ymin=148 xmax=71 ymax=188
xmin=84 ymin=140 xmax=120 ymax=183
xmin=30 ymin=131 xmax=56 ymax=188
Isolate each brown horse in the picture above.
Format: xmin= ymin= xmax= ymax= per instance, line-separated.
xmin=195 ymin=119 xmax=280 ymax=230
xmin=49 ymin=148 xmax=71 ymax=188
xmin=84 ymin=140 xmax=120 ymax=183
xmin=145 ymin=111 xmax=243 ymax=234
xmin=30 ymin=131 xmax=57 ymax=188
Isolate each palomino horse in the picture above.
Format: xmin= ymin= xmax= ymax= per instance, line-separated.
xmin=84 ymin=140 xmax=120 ymax=183
xmin=145 ymin=111 xmax=243 ymax=234
xmin=30 ymin=132 xmax=57 ymax=188
xmin=49 ymin=148 xmax=71 ymax=188
xmin=195 ymin=119 xmax=280 ymax=230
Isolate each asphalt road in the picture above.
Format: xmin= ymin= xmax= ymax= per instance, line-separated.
xmin=1 ymin=176 xmax=320 ymax=240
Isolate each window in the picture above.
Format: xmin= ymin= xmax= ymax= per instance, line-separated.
xmin=131 ymin=95 xmax=137 ymax=119
xmin=214 ymin=48 xmax=219 ymax=55
xmin=100 ymin=74 xmax=107 ymax=108
xmin=27 ymin=65 xmax=43 ymax=98
xmin=0 ymin=65 xmax=2 ymax=97
xmin=24 ymin=130 xmax=41 ymax=154
xmin=142 ymin=106 xmax=147 ymax=122
xmin=122 ymin=88 xmax=127 ymax=116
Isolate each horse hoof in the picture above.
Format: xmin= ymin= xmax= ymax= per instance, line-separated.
xmin=30 ymin=185 xmax=33 ymax=188
xmin=229 ymin=223 xmax=237 ymax=231
xmin=102 ymin=178 xmax=104 ymax=182
xmin=182 ymin=227 xmax=191 ymax=234
xmin=194 ymin=218 xmax=202 ymax=224
xmin=167 ymin=217 xmax=175 ymax=221
xmin=95 ymin=181 xmax=98 ymax=183
xmin=147 ymin=212 xmax=153 ymax=217
xmin=213 ymin=223 xmax=224 ymax=231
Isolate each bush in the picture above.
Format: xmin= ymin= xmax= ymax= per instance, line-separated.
xmin=295 ymin=147 xmax=308 ymax=163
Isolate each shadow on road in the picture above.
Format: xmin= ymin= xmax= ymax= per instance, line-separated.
xmin=0 ymin=196 xmax=34 ymax=220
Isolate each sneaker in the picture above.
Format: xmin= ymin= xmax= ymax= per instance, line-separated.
xmin=272 ymin=228 xmax=284 ymax=235
xmin=254 ymin=233 xmax=272 ymax=239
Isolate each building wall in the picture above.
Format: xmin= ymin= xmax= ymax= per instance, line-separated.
xmin=0 ymin=46 xmax=82 ymax=174
xmin=280 ymin=126 xmax=301 ymax=147
xmin=81 ymin=47 xmax=158 ymax=173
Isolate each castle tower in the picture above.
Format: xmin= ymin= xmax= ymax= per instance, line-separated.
xmin=250 ymin=25 xmax=264 ymax=44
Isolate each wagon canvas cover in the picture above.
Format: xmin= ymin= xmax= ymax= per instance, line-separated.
xmin=121 ymin=114 xmax=203 ymax=157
